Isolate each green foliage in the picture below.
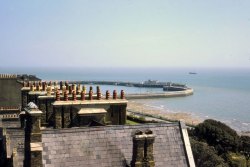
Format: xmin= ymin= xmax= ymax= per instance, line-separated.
xmin=127 ymin=115 xmax=157 ymax=124
xmin=126 ymin=120 xmax=138 ymax=125
xmin=240 ymin=136 xmax=250 ymax=166
xmin=138 ymin=115 xmax=146 ymax=121
xmin=225 ymin=152 xmax=247 ymax=167
xmin=190 ymin=119 xmax=250 ymax=166
xmin=190 ymin=138 xmax=229 ymax=167
xmin=193 ymin=119 xmax=240 ymax=154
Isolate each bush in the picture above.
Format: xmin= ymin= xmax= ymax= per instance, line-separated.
xmin=193 ymin=119 xmax=240 ymax=154
xmin=190 ymin=138 xmax=229 ymax=167
xmin=240 ymin=136 xmax=250 ymax=164
xmin=225 ymin=152 xmax=247 ymax=167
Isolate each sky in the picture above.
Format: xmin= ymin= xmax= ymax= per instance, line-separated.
xmin=0 ymin=0 xmax=250 ymax=69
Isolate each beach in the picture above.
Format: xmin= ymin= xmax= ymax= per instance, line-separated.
xmin=127 ymin=100 xmax=202 ymax=126
xmin=127 ymin=100 xmax=250 ymax=136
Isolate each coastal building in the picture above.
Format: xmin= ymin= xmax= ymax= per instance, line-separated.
xmin=1 ymin=102 xmax=195 ymax=167
xmin=0 ymin=77 xmax=195 ymax=167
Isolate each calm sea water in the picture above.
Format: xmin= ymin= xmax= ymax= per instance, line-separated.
xmin=1 ymin=67 xmax=250 ymax=131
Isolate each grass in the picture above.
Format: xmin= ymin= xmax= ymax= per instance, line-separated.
xmin=126 ymin=119 xmax=139 ymax=125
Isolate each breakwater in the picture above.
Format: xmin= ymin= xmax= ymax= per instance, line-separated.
xmin=67 ymin=80 xmax=193 ymax=99
xmin=126 ymin=88 xmax=194 ymax=99
xmin=70 ymin=80 xmax=186 ymax=89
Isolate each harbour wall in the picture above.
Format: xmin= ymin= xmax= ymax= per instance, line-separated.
xmin=126 ymin=88 xmax=194 ymax=99
xmin=71 ymin=80 xmax=171 ymax=88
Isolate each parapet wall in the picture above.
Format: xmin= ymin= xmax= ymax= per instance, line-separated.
xmin=0 ymin=74 xmax=41 ymax=108
xmin=0 ymin=74 xmax=17 ymax=79
xmin=0 ymin=77 xmax=22 ymax=107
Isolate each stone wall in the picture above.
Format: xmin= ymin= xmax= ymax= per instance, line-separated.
xmin=22 ymin=87 xmax=128 ymax=127
xmin=5 ymin=128 xmax=24 ymax=167
xmin=0 ymin=108 xmax=21 ymax=128
xmin=52 ymin=101 xmax=127 ymax=128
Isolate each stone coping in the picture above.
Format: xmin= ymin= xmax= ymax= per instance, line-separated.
xmin=30 ymin=142 xmax=42 ymax=151
xmin=24 ymin=108 xmax=43 ymax=115
xmin=38 ymin=94 xmax=98 ymax=99
xmin=41 ymin=123 xmax=180 ymax=134
xmin=52 ymin=99 xmax=128 ymax=106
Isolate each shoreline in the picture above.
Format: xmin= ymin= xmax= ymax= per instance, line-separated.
xmin=127 ymin=100 xmax=250 ymax=136
xmin=127 ymin=100 xmax=202 ymax=126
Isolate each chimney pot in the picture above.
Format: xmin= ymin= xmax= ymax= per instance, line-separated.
xmin=83 ymin=86 xmax=86 ymax=94
xmin=121 ymin=90 xmax=125 ymax=99
xmin=36 ymin=84 xmax=40 ymax=91
xmin=62 ymin=85 xmax=66 ymax=94
xmin=113 ymin=90 xmax=117 ymax=99
xmin=69 ymin=85 xmax=72 ymax=94
xmin=60 ymin=81 xmax=63 ymax=90
xmin=64 ymin=91 xmax=68 ymax=101
xmin=81 ymin=91 xmax=85 ymax=101
xmin=56 ymin=90 xmax=60 ymax=101
xmin=46 ymin=86 xmax=52 ymax=96
xmin=65 ymin=81 xmax=69 ymax=90
xmin=106 ymin=90 xmax=110 ymax=100
xmin=89 ymin=90 xmax=93 ymax=100
xmin=97 ymin=86 xmax=101 ymax=100
xmin=72 ymin=91 xmax=77 ymax=101
xmin=31 ymin=85 xmax=35 ymax=91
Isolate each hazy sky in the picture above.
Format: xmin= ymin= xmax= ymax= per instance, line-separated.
xmin=0 ymin=0 xmax=250 ymax=68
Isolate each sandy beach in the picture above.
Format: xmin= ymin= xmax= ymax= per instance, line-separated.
xmin=127 ymin=100 xmax=202 ymax=126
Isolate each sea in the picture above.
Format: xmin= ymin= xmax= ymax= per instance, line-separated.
xmin=1 ymin=67 xmax=250 ymax=132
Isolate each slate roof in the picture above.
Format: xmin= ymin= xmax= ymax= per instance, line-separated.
xmin=42 ymin=123 xmax=191 ymax=167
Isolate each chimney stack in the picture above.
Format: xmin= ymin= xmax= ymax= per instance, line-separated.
xmin=131 ymin=129 xmax=155 ymax=167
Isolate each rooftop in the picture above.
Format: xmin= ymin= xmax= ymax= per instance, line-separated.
xmin=42 ymin=123 xmax=192 ymax=167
